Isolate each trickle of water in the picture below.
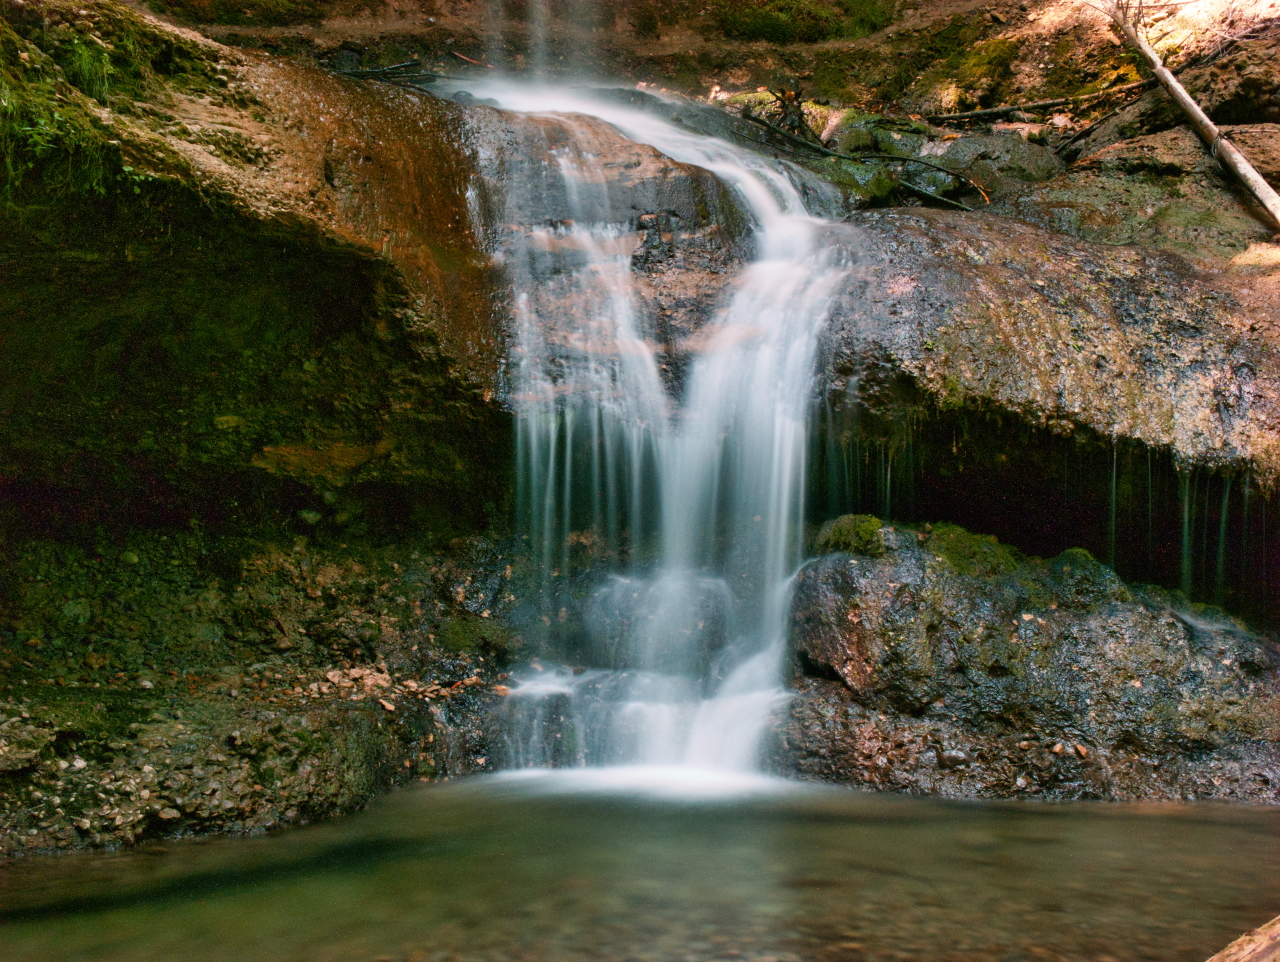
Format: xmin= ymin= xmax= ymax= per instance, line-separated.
xmin=473 ymin=82 xmax=851 ymax=774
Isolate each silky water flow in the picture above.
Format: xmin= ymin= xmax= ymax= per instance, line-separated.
xmin=473 ymin=84 xmax=850 ymax=775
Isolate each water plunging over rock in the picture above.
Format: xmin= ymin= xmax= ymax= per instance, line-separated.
xmin=466 ymin=84 xmax=854 ymax=771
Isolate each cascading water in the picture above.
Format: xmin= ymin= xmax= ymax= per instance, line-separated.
xmin=469 ymin=83 xmax=850 ymax=774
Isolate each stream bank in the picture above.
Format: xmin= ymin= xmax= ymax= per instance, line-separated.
xmin=3 ymin=0 xmax=1280 ymax=855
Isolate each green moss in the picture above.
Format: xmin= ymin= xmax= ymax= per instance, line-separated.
xmin=954 ymin=38 xmax=1019 ymax=95
xmin=928 ymin=523 xmax=1027 ymax=579
xmin=801 ymin=154 xmax=897 ymax=204
xmin=0 ymin=25 xmax=111 ymax=197
xmin=438 ymin=614 xmax=512 ymax=656
xmin=956 ymin=38 xmax=1018 ymax=85
xmin=706 ymin=0 xmax=891 ymax=45
xmin=875 ymin=16 xmax=981 ymax=102
xmin=1 ymin=0 xmax=221 ymax=199
xmin=816 ymin=514 xmax=885 ymax=556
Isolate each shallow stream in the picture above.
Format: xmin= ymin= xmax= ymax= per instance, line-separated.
xmin=3 ymin=771 xmax=1277 ymax=961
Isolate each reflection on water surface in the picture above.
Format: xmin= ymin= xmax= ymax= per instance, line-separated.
xmin=2 ymin=770 xmax=1277 ymax=962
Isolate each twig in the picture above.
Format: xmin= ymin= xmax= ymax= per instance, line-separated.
xmin=896 ymin=180 xmax=975 ymax=211
xmin=450 ymin=50 xmax=495 ymax=69
xmin=840 ymin=153 xmax=991 ymax=202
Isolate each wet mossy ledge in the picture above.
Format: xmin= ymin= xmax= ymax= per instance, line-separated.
xmin=0 ymin=0 xmax=511 ymax=542
xmin=810 ymin=403 xmax=1280 ymax=632
xmin=0 ymin=533 xmax=519 ymax=855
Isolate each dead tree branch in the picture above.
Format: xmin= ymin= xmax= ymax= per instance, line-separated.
xmin=926 ymin=79 xmax=1155 ymax=122
xmin=1084 ymin=0 xmax=1280 ymax=233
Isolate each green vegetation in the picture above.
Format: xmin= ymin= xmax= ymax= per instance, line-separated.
xmin=439 ymin=615 xmax=514 ymax=657
xmin=815 ymin=514 xmax=886 ymax=556
xmin=706 ymin=0 xmax=892 ymax=45
xmin=875 ymin=15 xmax=982 ymax=102
xmin=927 ymin=522 xmax=1027 ymax=579
xmin=954 ymin=38 xmax=1019 ymax=93
xmin=1 ymin=0 xmax=219 ymax=200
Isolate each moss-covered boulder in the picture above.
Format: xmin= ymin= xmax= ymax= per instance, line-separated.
xmin=777 ymin=521 xmax=1280 ymax=801
xmin=814 ymin=513 xmax=885 ymax=557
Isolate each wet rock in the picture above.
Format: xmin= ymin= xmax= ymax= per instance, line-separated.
xmin=0 ymin=533 xmax=512 ymax=857
xmin=769 ymin=522 xmax=1280 ymax=801
xmin=822 ymin=208 xmax=1280 ymax=484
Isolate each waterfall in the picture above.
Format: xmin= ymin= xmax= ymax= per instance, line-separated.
xmin=471 ymin=83 xmax=849 ymax=774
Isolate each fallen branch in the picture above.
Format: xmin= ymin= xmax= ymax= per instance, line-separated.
xmin=334 ymin=60 xmax=446 ymax=90
xmin=926 ymin=78 xmax=1155 ymax=122
xmin=1086 ymin=0 xmax=1280 ymax=232
xmin=895 ymin=179 xmax=975 ymax=211
xmin=1206 ymin=913 xmax=1280 ymax=961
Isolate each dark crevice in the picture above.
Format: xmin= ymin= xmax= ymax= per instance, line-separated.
xmin=809 ymin=402 xmax=1279 ymax=631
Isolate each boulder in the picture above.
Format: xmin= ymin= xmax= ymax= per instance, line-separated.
xmin=771 ymin=521 xmax=1280 ymax=801
xmin=824 ymin=208 xmax=1280 ymax=485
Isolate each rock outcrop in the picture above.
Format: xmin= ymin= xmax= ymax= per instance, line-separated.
xmin=825 ymin=208 xmax=1280 ymax=484
xmin=0 ymin=0 xmax=508 ymax=538
xmin=995 ymin=125 xmax=1280 ymax=264
xmin=772 ymin=519 xmax=1280 ymax=801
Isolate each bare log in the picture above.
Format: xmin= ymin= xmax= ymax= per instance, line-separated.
xmin=925 ymin=79 xmax=1154 ymax=122
xmin=1094 ymin=0 xmax=1280 ymax=233
xmin=1204 ymin=913 xmax=1280 ymax=961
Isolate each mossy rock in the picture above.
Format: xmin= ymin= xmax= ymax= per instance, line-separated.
xmin=1047 ymin=547 xmax=1131 ymax=608
xmin=927 ymin=522 xmax=1027 ymax=579
xmin=815 ymin=514 xmax=885 ymax=557
xmin=438 ymin=614 xmax=513 ymax=656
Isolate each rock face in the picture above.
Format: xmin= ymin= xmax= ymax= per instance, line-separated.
xmin=994 ymin=125 xmax=1279 ymax=264
xmin=0 ymin=0 xmax=509 ymax=538
xmin=824 ymin=208 xmax=1280 ymax=484
xmin=772 ymin=520 xmax=1280 ymax=801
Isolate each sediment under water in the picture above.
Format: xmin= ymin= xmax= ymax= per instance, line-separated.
xmin=3 ymin=773 xmax=1278 ymax=962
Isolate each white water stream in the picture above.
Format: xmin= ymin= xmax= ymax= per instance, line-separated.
xmin=471 ymin=83 xmax=849 ymax=774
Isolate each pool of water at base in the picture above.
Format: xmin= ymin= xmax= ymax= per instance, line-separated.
xmin=2 ymin=767 xmax=1277 ymax=962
